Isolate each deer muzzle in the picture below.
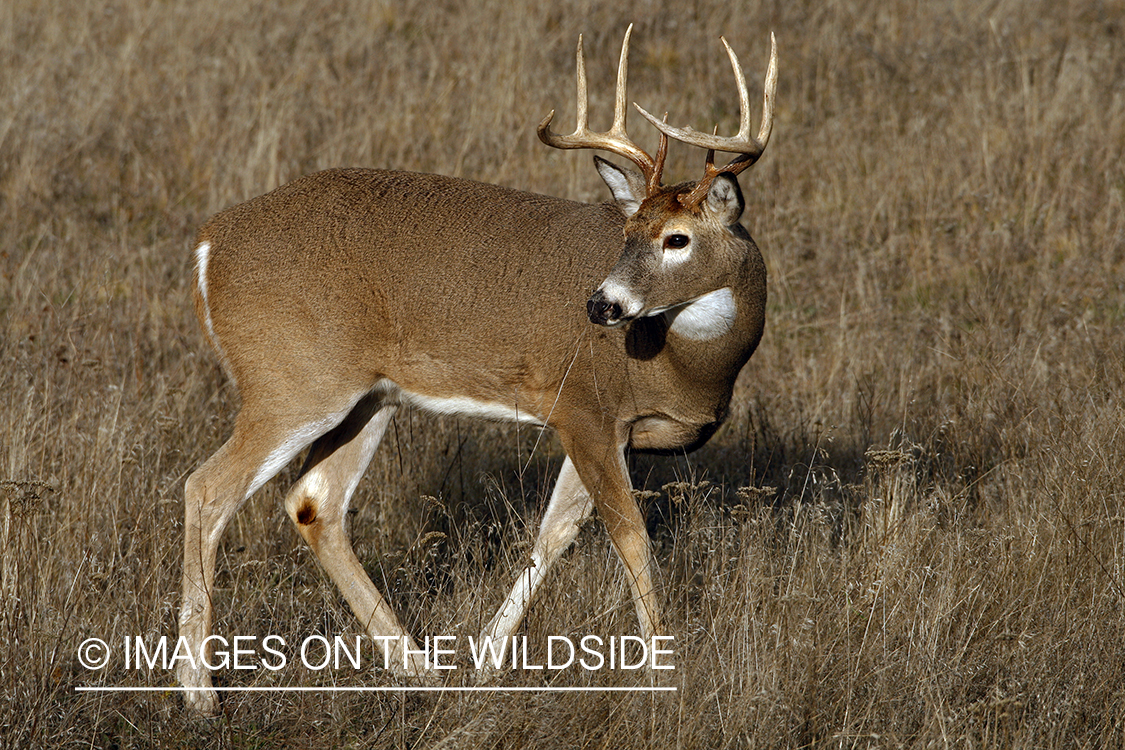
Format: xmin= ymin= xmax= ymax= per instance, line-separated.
xmin=587 ymin=290 xmax=624 ymax=326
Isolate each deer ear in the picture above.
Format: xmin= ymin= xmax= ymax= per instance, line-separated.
xmin=704 ymin=173 xmax=745 ymax=225
xmin=595 ymin=156 xmax=646 ymax=217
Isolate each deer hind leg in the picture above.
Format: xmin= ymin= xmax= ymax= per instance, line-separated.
xmin=483 ymin=456 xmax=593 ymax=656
xmin=282 ymin=395 xmax=428 ymax=675
xmin=179 ymin=405 xmax=353 ymax=716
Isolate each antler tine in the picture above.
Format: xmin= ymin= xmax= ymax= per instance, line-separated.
xmin=651 ymin=115 xmax=669 ymax=195
xmin=538 ymin=24 xmax=664 ymax=194
xmin=634 ymin=33 xmax=778 ymax=206
xmin=757 ymin=32 xmax=779 ymax=148
xmin=610 ymin=25 xmax=630 ymax=136
xmin=636 ymin=33 xmax=776 ymax=158
xmin=575 ymin=34 xmax=588 ymax=131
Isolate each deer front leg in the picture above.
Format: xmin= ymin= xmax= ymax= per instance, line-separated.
xmin=483 ymin=456 xmax=593 ymax=656
xmin=483 ymin=425 xmax=662 ymax=664
xmin=563 ymin=428 xmax=662 ymax=640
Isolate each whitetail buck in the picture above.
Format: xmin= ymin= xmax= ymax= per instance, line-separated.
xmin=179 ymin=26 xmax=777 ymax=713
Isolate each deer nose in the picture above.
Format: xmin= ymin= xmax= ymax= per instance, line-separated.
xmin=587 ymin=291 xmax=623 ymax=326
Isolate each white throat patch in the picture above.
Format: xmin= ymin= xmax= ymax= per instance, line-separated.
xmin=666 ymin=287 xmax=737 ymax=340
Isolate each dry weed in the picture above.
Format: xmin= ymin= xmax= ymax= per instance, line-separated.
xmin=1 ymin=0 xmax=1123 ymax=747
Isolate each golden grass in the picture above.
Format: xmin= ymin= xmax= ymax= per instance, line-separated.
xmin=2 ymin=0 xmax=1124 ymax=746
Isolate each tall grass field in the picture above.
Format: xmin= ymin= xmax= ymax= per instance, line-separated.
xmin=2 ymin=0 xmax=1123 ymax=746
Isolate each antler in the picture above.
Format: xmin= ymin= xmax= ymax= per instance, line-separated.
xmin=635 ymin=33 xmax=778 ymax=208
xmin=538 ymin=24 xmax=668 ymax=196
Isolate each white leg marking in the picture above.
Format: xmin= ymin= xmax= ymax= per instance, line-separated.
xmin=248 ymin=409 xmax=355 ymax=499
xmin=485 ymin=552 xmax=545 ymax=640
xmin=485 ymin=456 xmax=593 ymax=642
xmin=342 ymin=408 xmax=396 ymax=503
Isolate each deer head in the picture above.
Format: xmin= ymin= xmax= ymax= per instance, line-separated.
xmin=538 ymin=25 xmax=778 ymax=327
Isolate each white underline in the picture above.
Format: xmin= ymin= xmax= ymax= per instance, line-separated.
xmin=76 ymin=686 xmax=677 ymax=693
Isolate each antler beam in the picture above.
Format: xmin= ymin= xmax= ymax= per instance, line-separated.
xmin=538 ymin=24 xmax=668 ymax=196
xmin=636 ymin=33 xmax=778 ymax=207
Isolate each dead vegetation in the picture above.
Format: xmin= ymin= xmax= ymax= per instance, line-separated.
xmin=1 ymin=0 xmax=1123 ymax=746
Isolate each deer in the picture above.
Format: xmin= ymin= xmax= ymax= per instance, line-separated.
xmin=178 ymin=25 xmax=777 ymax=714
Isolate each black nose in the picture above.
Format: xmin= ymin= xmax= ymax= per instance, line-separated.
xmin=587 ymin=292 xmax=622 ymax=326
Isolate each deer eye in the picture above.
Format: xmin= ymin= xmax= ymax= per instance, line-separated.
xmin=663 ymin=233 xmax=690 ymax=250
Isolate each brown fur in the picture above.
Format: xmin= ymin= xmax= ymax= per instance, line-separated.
xmin=178 ymin=31 xmax=774 ymax=715
xmin=178 ymin=164 xmax=768 ymax=715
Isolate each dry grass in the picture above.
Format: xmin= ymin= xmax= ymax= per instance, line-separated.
xmin=2 ymin=0 xmax=1124 ymax=747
